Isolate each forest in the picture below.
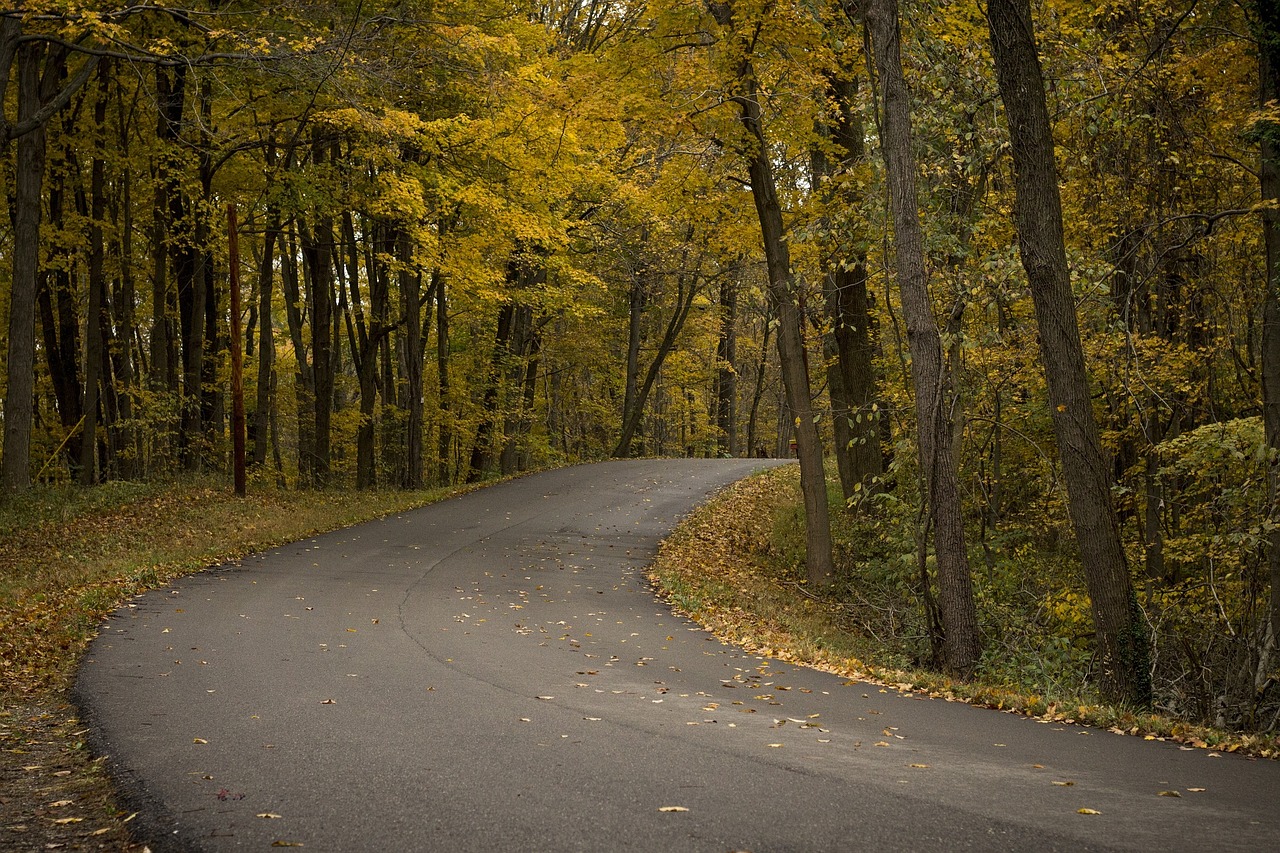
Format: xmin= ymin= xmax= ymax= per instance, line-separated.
xmin=1 ymin=0 xmax=1278 ymax=733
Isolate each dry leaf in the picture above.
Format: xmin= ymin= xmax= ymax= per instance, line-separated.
xmin=658 ymin=806 xmax=689 ymax=813
xmin=1077 ymin=808 xmax=1101 ymax=815
xmin=908 ymin=764 xmax=929 ymax=769
xmin=1187 ymin=787 xmax=1206 ymax=793
xmin=271 ymin=842 xmax=305 ymax=848
xmin=1157 ymin=791 xmax=1181 ymax=798
xmin=193 ymin=738 xmax=208 ymax=744
xmin=52 ymin=817 xmax=83 ymax=825
xmin=767 ymin=743 xmax=783 ymax=748
xmin=258 ymin=813 xmax=284 ymax=819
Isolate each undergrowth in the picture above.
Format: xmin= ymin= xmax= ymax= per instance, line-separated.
xmin=648 ymin=465 xmax=1280 ymax=758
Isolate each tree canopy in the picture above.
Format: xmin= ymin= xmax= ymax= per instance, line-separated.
xmin=1 ymin=0 xmax=1276 ymax=725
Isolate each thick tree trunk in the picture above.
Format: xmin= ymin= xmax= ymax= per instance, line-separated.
xmin=987 ymin=0 xmax=1150 ymax=704
xmin=1 ymin=44 xmax=46 ymax=491
xmin=1256 ymin=0 xmax=1280 ymax=690
xmin=862 ymin=0 xmax=981 ymax=673
xmin=303 ymin=213 xmax=335 ymax=487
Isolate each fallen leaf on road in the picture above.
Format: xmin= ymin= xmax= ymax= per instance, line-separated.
xmin=1053 ymin=781 xmax=1074 ymax=786
xmin=658 ymin=806 xmax=689 ymax=812
xmin=193 ymin=738 xmax=208 ymax=744
xmin=767 ymin=743 xmax=783 ymax=748
xmin=1158 ymin=791 xmax=1181 ymax=798
xmin=271 ymin=842 xmax=305 ymax=848
xmin=1187 ymin=787 xmax=1206 ymax=792
xmin=258 ymin=813 xmax=284 ymax=819
xmin=874 ymin=741 xmax=890 ymax=747
xmin=1077 ymin=808 xmax=1101 ymax=815
xmin=52 ymin=817 xmax=83 ymax=825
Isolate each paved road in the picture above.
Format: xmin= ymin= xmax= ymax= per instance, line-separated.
xmin=77 ymin=460 xmax=1280 ymax=852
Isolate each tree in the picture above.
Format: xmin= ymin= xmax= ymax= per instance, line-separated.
xmin=1256 ymin=0 xmax=1280 ymax=692
xmin=0 ymin=16 xmax=100 ymax=492
xmin=705 ymin=0 xmax=835 ymax=586
xmin=986 ymin=0 xmax=1151 ymax=704
xmin=856 ymin=0 xmax=980 ymax=674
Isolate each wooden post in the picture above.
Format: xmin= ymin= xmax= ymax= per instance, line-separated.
xmin=228 ymin=204 xmax=247 ymax=497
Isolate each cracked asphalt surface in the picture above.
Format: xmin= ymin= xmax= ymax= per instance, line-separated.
xmin=76 ymin=459 xmax=1280 ymax=851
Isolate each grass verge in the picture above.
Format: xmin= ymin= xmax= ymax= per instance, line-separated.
xmin=1 ymin=474 xmax=481 ymax=852
xmin=648 ymin=465 xmax=1280 ymax=760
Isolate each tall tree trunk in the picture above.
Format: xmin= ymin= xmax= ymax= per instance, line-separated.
xmin=861 ymin=0 xmax=981 ymax=673
xmin=402 ymin=229 xmax=426 ymax=489
xmin=746 ymin=309 xmax=772 ymax=457
xmin=80 ymin=61 xmax=110 ymax=484
xmin=1256 ymin=0 xmax=1280 ymax=692
xmin=281 ymin=222 xmax=315 ymax=484
xmin=709 ymin=0 xmax=834 ymax=585
xmin=613 ymin=267 xmax=699 ymax=459
xmin=253 ymin=210 xmax=280 ymax=468
xmin=986 ymin=0 xmax=1150 ymax=704
xmin=716 ymin=273 xmax=738 ymax=457
xmin=437 ymin=273 xmax=453 ymax=485
xmin=621 ymin=270 xmax=646 ymax=454
xmin=196 ymin=80 xmax=220 ymax=460
xmin=815 ymin=66 xmax=883 ymax=503
xmin=42 ymin=105 xmax=84 ymax=471
xmin=151 ymin=64 xmax=180 ymax=425
xmin=468 ymin=303 xmax=514 ymax=482
xmin=302 ymin=211 xmax=335 ymax=487
xmin=112 ymin=81 xmax=138 ymax=479
xmin=1 ymin=44 xmax=46 ymax=491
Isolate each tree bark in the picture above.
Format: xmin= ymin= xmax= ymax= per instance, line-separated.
xmin=1 ymin=43 xmax=46 ymax=491
xmin=986 ymin=0 xmax=1150 ymax=704
xmin=437 ymin=272 xmax=453 ymax=485
xmin=253 ymin=209 xmax=280 ymax=468
xmin=402 ymin=229 xmax=426 ymax=490
xmin=1256 ymin=0 xmax=1280 ymax=691
xmin=80 ymin=61 xmax=110 ymax=484
xmin=716 ymin=273 xmax=738 ymax=456
xmin=860 ymin=0 xmax=981 ymax=673
xmin=814 ymin=67 xmax=882 ymax=503
xmin=709 ymin=0 xmax=834 ymax=585
xmin=613 ymin=268 xmax=699 ymax=459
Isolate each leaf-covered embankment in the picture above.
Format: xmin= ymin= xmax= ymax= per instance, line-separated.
xmin=648 ymin=466 xmax=1280 ymax=759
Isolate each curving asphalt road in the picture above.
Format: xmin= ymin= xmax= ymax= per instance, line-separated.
xmin=77 ymin=459 xmax=1280 ymax=852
